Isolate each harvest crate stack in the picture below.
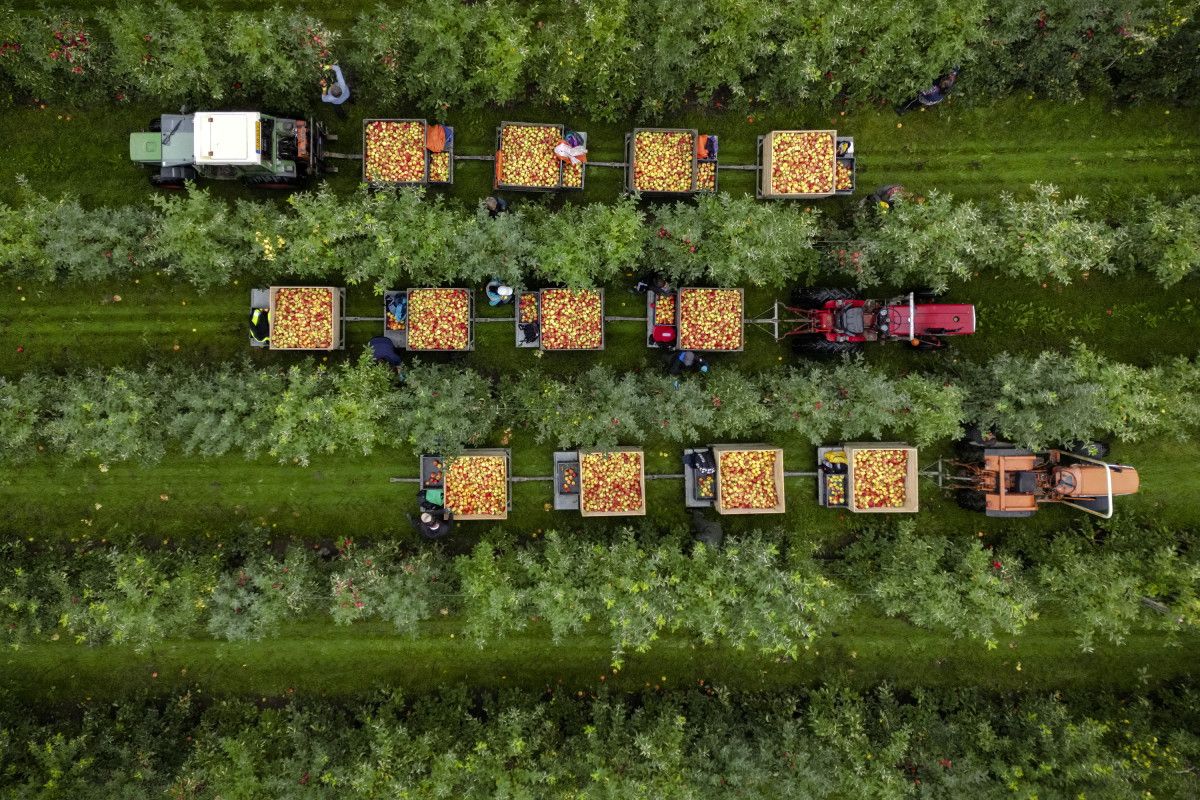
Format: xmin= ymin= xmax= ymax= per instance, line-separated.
xmin=684 ymin=444 xmax=786 ymax=515
xmin=625 ymin=128 xmax=718 ymax=196
xmin=553 ymin=447 xmax=647 ymax=516
xmin=817 ymin=442 xmax=918 ymax=513
xmin=420 ymin=449 xmax=511 ymax=521
xmin=383 ymin=288 xmax=474 ymax=351
xmin=363 ymin=119 xmax=455 ymax=187
xmin=757 ymin=130 xmax=855 ymax=199
xmin=495 ymin=121 xmax=587 ymax=192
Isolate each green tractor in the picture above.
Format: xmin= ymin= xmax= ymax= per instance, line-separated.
xmin=129 ymin=111 xmax=330 ymax=188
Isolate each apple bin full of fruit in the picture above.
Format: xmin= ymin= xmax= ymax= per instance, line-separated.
xmin=550 ymin=448 xmax=646 ymax=517
xmin=707 ymin=444 xmax=786 ymax=515
xmin=819 ymin=443 xmax=919 ymax=513
xmin=676 ymin=288 xmax=744 ymax=351
xmin=362 ymin=119 xmax=455 ymax=187
xmin=625 ymin=128 xmax=719 ymax=196
xmin=267 ymin=286 xmax=344 ymax=351
xmin=757 ymin=130 xmax=855 ymax=200
xmin=495 ymin=121 xmax=586 ymax=191
xmin=537 ymin=288 xmax=605 ymax=351
xmin=420 ymin=449 xmax=511 ymax=521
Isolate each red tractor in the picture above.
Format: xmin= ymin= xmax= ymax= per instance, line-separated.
xmin=778 ymin=289 xmax=976 ymax=354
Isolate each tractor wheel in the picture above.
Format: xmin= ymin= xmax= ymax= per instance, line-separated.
xmin=792 ymin=287 xmax=860 ymax=309
xmin=797 ymin=338 xmax=863 ymax=356
xmin=953 ymin=443 xmax=984 ymax=464
xmin=149 ymin=174 xmax=186 ymax=189
xmin=956 ymin=489 xmax=987 ymax=512
xmin=909 ymin=286 xmax=942 ymax=302
xmin=148 ymin=117 xmax=162 ymax=132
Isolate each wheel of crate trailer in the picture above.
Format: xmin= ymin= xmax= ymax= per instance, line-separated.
xmin=956 ymin=488 xmax=987 ymax=512
xmin=792 ymin=287 xmax=860 ymax=308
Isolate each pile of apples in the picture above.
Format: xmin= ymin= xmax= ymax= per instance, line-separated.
xmin=444 ymin=455 xmax=508 ymax=517
xmin=364 ymin=120 xmax=427 ymax=184
xmin=826 ymin=473 xmax=846 ymax=506
xmin=581 ymin=451 xmax=644 ymax=514
xmin=562 ymin=161 xmax=583 ymax=188
xmin=540 ymin=289 xmax=603 ymax=350
xmin=272 ymin=287 xmax=334 ymax=349
xmin=560 ymin=465 xmax=578 ymax=494
xmin=633 ymin=130 xmax=694 ymax=192
xmin=852 ymin=449 xmax=908 ymax=510
xmin=653 ymin=293 xmax=676 ymax=325
xmin=519 ymin=293 xmax=539 ymax=324
xmin=425 ymin=459 xmax=443 ymax=487
xmin=386 ymin=310 xmax=404 ymax=331
xmin=717 ymin=450 xmax=779 ymax=511
xmin=407 ymin=288 xmax=470 ymax=351
xmin=770 ymin=131 xmax=835 ymax=195
xmin=678 ymin=288 xmax=743 ymax=350
xmin=428 ymin=151 xmax=451 ymax=183
xmin=697 ymin=161 xmax=717 ymax=192
xmin=499 ymin=124 xmax=561 ymax=188
xmin=835 ymin=159 xmax=853 ymax=192
xmin=697 ymin=473 xmax=715 ymax=499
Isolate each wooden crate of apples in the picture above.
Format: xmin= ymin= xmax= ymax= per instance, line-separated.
xmin=497 ymin=122 xmax=563 ymax=189
xmin=363 ymin=119 xmax=428 ymax=186
xmin=443 ymin=452 xmax=509 ymax=520
xmin=762 ymin=130 xmax=837 ymax=198
xmin=269 ymin=286 xmax=338 ymax=350
xmin=713 ymin=445 xmax=785 ymax=514
xmin=539 ymin=289 xmax=604 ymax=350
xmin=630 ymin=129 xmax=696 ymax=193
xmin=677 ymin=288 xmax=743 ymax=351
xmin=406 ymin=288 xmax=472 ymax=351
xmin=846 ymin=443 xmax=918 ymax=513
xmin=579 ymin=449 xmax=646 ymax=516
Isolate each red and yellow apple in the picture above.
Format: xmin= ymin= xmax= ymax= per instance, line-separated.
xmin=678 ymin=288 xmax=742 ymax=350
xmin=499 ymin=123 xmax=561 ymax=188
xmin=581 ymin=451 xmax=644 ymax=513
xmin=407 ymin=288 xmax=471 ymax=351
xmin=364 ymin=120 xmax=426 ymax=184
xmin=272 ymin=287 xmax=334 ymax=349
xmin=633 ymin=130 xmax=694 ymax=192
xmin=852 ymin=449 xmax=908 ymax=510
xmin=717 ymin=450 xmax=779 ymax=511
xmin=540 ymin=289 xmax=603 ymax=350
xmin=770 ymin=131 xmax=835 ymax=195
xmin=444 ymin=455 xmax=507 ymax=517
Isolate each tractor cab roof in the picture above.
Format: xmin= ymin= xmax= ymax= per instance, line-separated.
xmin=888 ymin=303 xmax=976 ymax=336
xmin=193 ymin=112 xmax=263 ymax=166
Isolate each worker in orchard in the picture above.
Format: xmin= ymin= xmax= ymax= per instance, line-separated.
xmin=249 ymin=307 xmax=270 ymax=345
xmin=486 ymin=279 xmax=515 ymax=306
xmin=670 ymin=350 xmax=709 ymax=377
xmin=320 ymin=64 xmax=351 ymax=118
xmin=485 ymin=196 xmax=509 ymax=218
xmin=368 ymin=336 xmax=403 ymax=370
xmin=896 ymin=67 xmax=960 ymax=114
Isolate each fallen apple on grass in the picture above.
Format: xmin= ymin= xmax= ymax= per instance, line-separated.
xmin=540 ymin=289 xmax=603 ymax=350
xmin=770 ymin=131 xmax=835 ymax=195
xmin=407 ymin=288 xmax=470 ymax=351
xmin=272 ymin=287 xmax=334 ymax=349
xmin=364 ymin=120 xmax=426 ymax=184
xmin=499 ymin=124 xmax=561 ymax=188
xmin=678 ymin=288 xmax=742 ymax=350
xmin=852 ymin=449 xmax=908 ymax=510
xmin=717 ymin=450 xmax=780 ymax=511
xmin=581 ymin=451 xmax=644 ymax=513
xmin=444 ymin=455 xmax=507 ymax=517
xmin=633 ymin=130 xmax=694 ymax=192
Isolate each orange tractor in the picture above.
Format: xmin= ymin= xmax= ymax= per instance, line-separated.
xmin=954 ymin=447 xmax=1139 ymax=518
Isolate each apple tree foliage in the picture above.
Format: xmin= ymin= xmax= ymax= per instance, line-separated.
xmin=207 ymin=547 xmax=319 ymax=642
xmin=1116 ymin=194 xmax=1200 ymax=287
xmin=328 ymin=541 xmax=445 ymax=635
xmin=847 ymin=523 xmax=1040 ymax=648
xmin=993 ymin=183 xmax=1117 ymax=285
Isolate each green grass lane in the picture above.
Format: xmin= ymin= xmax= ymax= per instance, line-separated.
xmin=2 ymin=610 xmax=1195 ymax=704
xmin=1 ymin=97 xmax=1196 ymax=208
xmin=4 ymin=273 xmax=1199 ymax=377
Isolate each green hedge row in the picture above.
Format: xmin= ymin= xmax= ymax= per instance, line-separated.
xmin=2 ymin=2 xmax=1197 ymax=115
xmin=2 ymin=513 xmax=1196 ymax=662
xmin=3 ymin=683 xmax=1197 ymax=798
xmin=3 ymin=348 xmax=1197 ymax=467
xmin=3 ymin=183 xmax=1198 ymax=291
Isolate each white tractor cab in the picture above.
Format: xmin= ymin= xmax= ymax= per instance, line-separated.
xmin=130 ymin=111 xmax=328 ymax=188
